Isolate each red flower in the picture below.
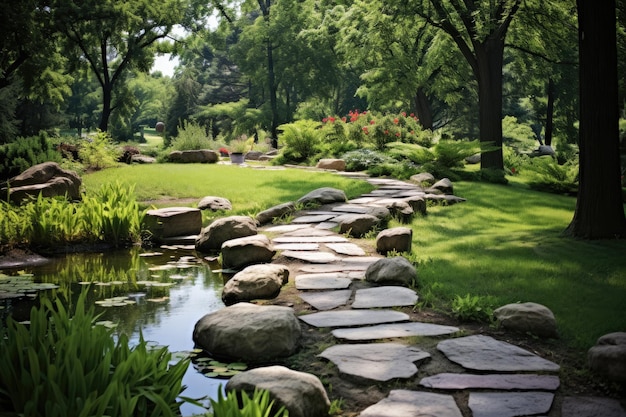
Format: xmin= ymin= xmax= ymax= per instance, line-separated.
xmin=370 ymin=120 xmax=376 ymax=125
xmin=401 ymin=112 xmax=406 ymax=117
xmin=322 ymin=118 xmax=328 ymax=123
xmin=395 ymin=132 xmax=401 ymax=137
xmin=410 ymin=113 xmax=415 ymax=117
xmin=362 ymin=127 xmax=369 ymax=135
xmin=329 ymin=117 xmax=336 ymax=123
xmin=384 ymin=130 xmax=389 ymax=135
xmin=393 ymin=118 xmax=399 ymax=124
xmin=341 ymin=117 xmax=347 ymax=122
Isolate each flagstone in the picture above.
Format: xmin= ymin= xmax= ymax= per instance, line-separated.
xmin=359 ymin=390 xmax=463 ymax=417
xmin=437 ymin=335 xmax=560 ymax=372
xmin=468 ymin=392 xmax=554 ymax=417
xmin=299 ymin=309 xmax=409 ymax=328
xmin=292 ymin=214 xmax=337 ymax=224
xmin=319 ymin=343 xmax=430 ymax=382
xmin=295 ymin=275 xmax=352 ymax=290
xmin=299 ymin=290 xmax=352 ymax=310
xmin=332 ymin=322 xmax=460 ymax=341
xmin=263 ymin=224 xmax=311 ymax=233
xmin=315 ymin=222 xmax=340 ymax=230
xmin=330 ymin=204 xmax=372 ymax=214
xmin=325 ymin=242 xmax=366 ymax=256
xmin=273 ymin=236 xmax=349 ymax=243
xmin=281 ymin=250 xmax=340 ymax=263
xmin=347 ymin=197 xmax=381 ymax=204
xmin=280 ymin=227 xmax=336 ymax=237
xmin=298 ymin=263 xmax=370 ymax=274
xmin=273 ymin=243 xmax=319 ymax=251
xmin=351 ymin=286 xmax=418 ymax=309
xmin=419 ymin=373 xmax=560 ymax=391
xmin=561 ymin=397 xmax=626 ymax=417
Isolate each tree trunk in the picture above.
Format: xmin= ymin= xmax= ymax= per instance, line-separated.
xmin=267 ymin=38 xmax=279 ymax=148
xmin=99 ymin=83 xmax=112 ymax=132
xmin=566 ymin=0 xmax=626 ymax=239
xmin=476 ymin=38 xmax=504 ymax=170
xmin=545 ymin=78 xmax=555 ymax=147
xmin=414 ymin=88 xmax=433 ymax=130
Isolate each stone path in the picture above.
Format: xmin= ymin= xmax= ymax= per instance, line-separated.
xmin=261 ymin=177 xmax=626 ymax=417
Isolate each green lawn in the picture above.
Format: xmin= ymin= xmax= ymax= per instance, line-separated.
xmin=84 ymin=165 xmax=626 ymax=350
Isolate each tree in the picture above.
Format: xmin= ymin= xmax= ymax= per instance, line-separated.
xmin=565 ymin=0 xmax=626 ymax=239
xmin=52 ymin=0 xmax=184 ymax=133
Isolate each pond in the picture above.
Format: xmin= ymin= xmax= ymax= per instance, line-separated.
xmin=0 ymin=246 xmax=228 ymax=416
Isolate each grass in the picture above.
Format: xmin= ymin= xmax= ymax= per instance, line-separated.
xmin=83 ymin=164 xmax=375 ymax=220
xmin=401 ymin=181 xmax=626 ymax=349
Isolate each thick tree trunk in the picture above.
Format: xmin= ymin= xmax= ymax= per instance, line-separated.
xmin=566 ymin=0 xmax=626 ymax=238
xmin=414 ymin=88 xmax=433 ymax=130
xmin=476 ymin=38 xmax=504 ymax=170
xmin=545 ymin=78 xmax=555 ymax=147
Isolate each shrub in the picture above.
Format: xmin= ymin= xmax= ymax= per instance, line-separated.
xmin=342 ymin=149 xmax=392 ymax=172
xmin=171 ymin=120 xmax=214 ymax=151
xmin=0 ymin=292 xmax=190 ymax=416
xmin=276 ymin=120 xmax=322 ymax=163
xmin=0 ymin=132 xmax=63 ymax=181
xmin=451 ymin=293 xmax=496 ymax=323
xmin=209 ymin=387 xmax=288 ymax=417
xmin=78 ymin=130 xmax=121 ymax=171
xmin=526 ymin=157 xmax=579 ymax=195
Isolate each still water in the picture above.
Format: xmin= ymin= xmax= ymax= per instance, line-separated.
xmin=1 ymin=246 xmax=227 ymax=416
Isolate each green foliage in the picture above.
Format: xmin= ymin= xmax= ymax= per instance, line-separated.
xmin=0 ymin=133 xmax=63 ymax=181
xmin=525 ymin=157 xmax=579 ymax=195
xmin=502 ymin=115 xmax=538 ymax=151
xmin=0 ymin=182 xmax=143 ymax=250
xmin=171 ymin=120 xmax=215 ymax=151
xmin=209 ymin=388 xmax=288 ymax=417
xmin=78 ymin=130 xmax=122 ymax=171
xmin=451 ymin=293 xmax=495 ymax=323
xmin=0 ymin=291 xmax=190 ymax=416
xmin=276 ymin=120 xmax=322 ymax=163
xmin=342 ymin=149 xmax=393 ymax=172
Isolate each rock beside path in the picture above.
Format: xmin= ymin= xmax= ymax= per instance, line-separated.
xmin=2 ymin=162 xmax=82 ymax=203
xmin=493 ymin=302 xmax=558 ymax=338
xmin=588 ymin=332 xmax=626 ymax=383
xmin=195 ymin=215 xmax=257 ymax=253
xmin=365 ymin=256 xmax=417 ymax=287
xmin=221 ymin=264 xmax=289 ymax=305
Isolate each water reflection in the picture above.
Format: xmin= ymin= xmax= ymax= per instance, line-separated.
xmin=1 ymin=246 xmax=227 ymax=416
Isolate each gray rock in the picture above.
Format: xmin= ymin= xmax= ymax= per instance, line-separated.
xmin=352 ymin=286 xmax=418 ymax=309
xmin=297 ymin=187 xmax=347 ymax=205
xmin=419 ymin=373 xmax=560 ymax=390
xmin=244 ymin=150 xmax=264 ymax=160
xmin=332 ymin=322 xmax=460 ymax=341
xmin=222 ymin=264 xmax=289 ymax=305
xmin=299 ymin=290 xmax=351 ymax=310
xmin=465 ymin=153 xmax=481 ymax=164
xmin=226 ymin=366 xmax=330 ymax=417
xmin=292 ymin=214 xmax=337 ymax=224
xmin=281 ymin=250 xmax=340 ymax=263
xmin=272 ymin=235 xmax=348 ymax=244
xmin=193 ymin=303 xmax=301 ymax=363
xmin=295 ymin=274 xmax=352 ymax=290
xmin=402 ymin=195 xmax=427 ymax=215
xmin=195 ymin=215 xmax=258 ymax=253
xmin=299 ymin=310 xmax=409 ymax=328
xmin=280 ymin=227 xmax=336 ymax=237
xmin=256 ymin=202 xmax=296 ymax=225
xmin=429 ymin=177 xmax=454 ymax=194
xmin=588 ymin=332 xmax=626 ymax=383
xmin=325 ymin=243 xmax=366 ymax=256
xmin=493 ymin=302 xmax=558 ymax=338
xmin=376 ymin=227 xmax=412 ymax=255
xmin=316 ymin=158 xmax=346 ymax=171
xmin=468 ymin=392 xmax=554 ymax=417
xmin=318 ymin=343 xmax=430 ymax=382
xmin=3 ymin=162 xmax=82 ymax=203
xmin=437 ymin=335 xmax=560 ymax=372
xmin=221 ymin=234 xmax=276 ymax=270
xmin=197 ymin=196 xmax=232 ymax=211
xmin=130 ymin=154 xmax=157 ymax=164
xmin=273 ymin=243 xmax=320 ymax=251
xmin=168 ymin=149 xmax=219 ymax=163
xmin=365 ymin=257 xmax=417 ymax=287
xmin=371 ymin=199 xmax=414 ymax=223
xmin=561 ymin=396 xmax=626 ymax=417
xmin=410 ymin=172 xmax=436 ymax=186
xmin=144 ymin=207 xmax=202 ymax=240
xmin=334 ymin=213 xmax=380 ymax=237
xmin=359 ymin=390 xmax=462 ymax=417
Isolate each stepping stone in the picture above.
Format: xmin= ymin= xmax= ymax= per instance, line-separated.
xmin=347 ymin=197 xmax=380 ymax=204
xmin=292 ymin=214 xmax=337 ymax=224
xmin=359 ymin=390 xmax=462 ymax=417
xmin=352 ymin=286 xmax=418 ymax=309
xmin=316 ymin=221 xmax=339 ymax=230
xmin=295 ymin=275 xmax=352 ymax=290
xmin=281 ymin=227 xmax=336 ymax=237
xmin=326 ymin=242 xmax=366 ymax=256
xmin=562 ymin=397 xmax=626 ymax=417
xmin=332 ymin=322 xmax=460 ymax=341
xmin=331 ymin=204 xmax=372 ymax=214
xmin=342 ymin=256 xmax=381 ymax=263
xmin=281 ymin=250 xmax=339 ymax=263
xmin=393 ymin=190 xmax=427 ymax=198
xmin=299 ymin=310 xmax=409 ymax=328
xmin=437 ymin=335 xmax=560 ymax=372
xmin=419 ymin=373 xmax=560 ymax=391
xmin=273 ymin=236 xmax=349 ymax=243
xmin=273 ymin=243 xmax=319 ymax=251
xmin=299 ymin=263 xmax=369 ymax=274
xmin=264 ymin=224 xmax=311 ymax=233
xmin=468 ymin=392 xmax=554 ymax=417
xmin=299 ymin=290 xmax=351 ymax=310
xmin=319 ymin=343 xmax=430 ymax=382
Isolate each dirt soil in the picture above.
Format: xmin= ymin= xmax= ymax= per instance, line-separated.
xmin=260 ymin=254 xmax=625 ymax=417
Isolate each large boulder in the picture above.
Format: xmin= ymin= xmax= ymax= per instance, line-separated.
xmin=428 ymin=178 xmax=454 ymax=195
xmin=168 ymin=149 xmax=219 ymax=163
xmin=493 ymin=302 xmax=558 ymax=338
xmin=256 ymin=202 xmax=296 ymax=225
xmin=197 ymin=196 xmax=232 ymax=211
xmin=376 ymin=227 xmax=412 ymax=255
xmin=193 ymin=303 xmax=301 ymax=363
xmin=588 ymin=332 xmax=626 ymax=383
xmin=410 ymin=172 xmax=436 ymax=187
xmin=2 ymin=162 xmax=82 ymax=203
xmin=226 ymin=366 xmax=330 ymax=417
xmin=143 ymin=207 xmax=202 ymax=240
xmin=335 ymin=213 xmax=380 ymax=237
xmin=297 ymin=187 xmax=347 ymax=206
xmin=316 ymin=159 xmax=346 ymax=171
xmin=195 ymin=216 xmax=257 ymax=253
xmin=222 ymin=264 xmax=289 ymax=305
xmin=402 ymin=195 xmax=427 ymax=215
xmin=221 ymin=234 xmax=276 ymax=270
xmin=365 ymin=256 xmax=417 ymax=287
